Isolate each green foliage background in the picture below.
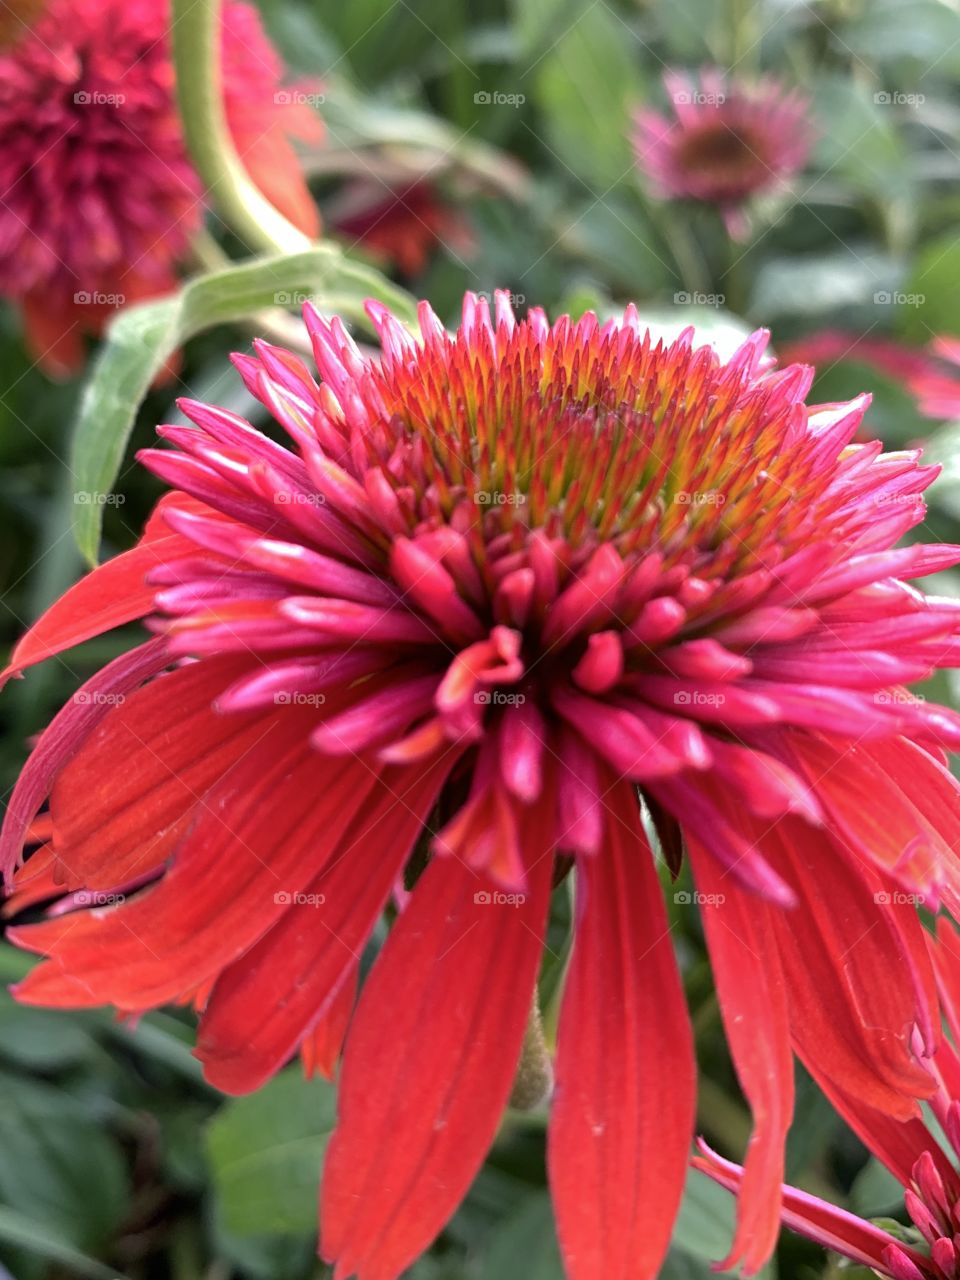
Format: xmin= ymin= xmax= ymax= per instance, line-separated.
xmin=1 ymin=0 xmax=958 ymax=1275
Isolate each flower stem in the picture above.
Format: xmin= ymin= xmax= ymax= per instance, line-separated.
xmin=509 ymin=994 xmax=553 ymax=1111
xmin=171 ymin=0 xmax=311 ymax=256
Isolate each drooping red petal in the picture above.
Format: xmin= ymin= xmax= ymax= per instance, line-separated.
xmin=762 ymin=818 xmax=935 ymax=1115
xmin=12 ymin=730 xmax=380 ymax=1010
xmin=687 ymin=843 xmax=794 ymax=1274
xmin=548 ymin=779 xmax=695 ymax=1280
xmin=47 ymin=655 xmax=273 ymax=889
xmin=1 ymin=493 xmax=198 ymax=684
xmin=197 ymin=752 xmax=461 ymax=1094
xmin=0 ymin=637 xmax=170 ymax=885
xmin=320 ymin=797 xmax=556 ymax=1280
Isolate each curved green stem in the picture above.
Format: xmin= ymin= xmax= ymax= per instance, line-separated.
xmin=171 ymin=0 xmax=311 ymax=255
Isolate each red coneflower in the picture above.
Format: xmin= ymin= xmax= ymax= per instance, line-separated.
xmin=0 ymin=0 xmax=321 ymax=376
xmin=330 ymin=179 xmax=473 ymax=277
xmin=634 ymin=68 xmax=812 ymax=237
xmin=4 ymin=293 xmax=960 ymax=1280
xmin=697 ymin=915 xmax=960 ymax=1279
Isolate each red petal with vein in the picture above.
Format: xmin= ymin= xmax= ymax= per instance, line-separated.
xmin=0 ymin=637 xmax=169 ymax=884
xmin=321 ymin=805 xmax=555 ymax=1280
xmin=688 ymin=843 xmax=793 ymax=1273
xmin=549 ymin=780 xmax=695 ymax=1280
xmin=12 ymin=731 xmax=380 ymax=1010
xmin=1 ymin=494 xmax=197 ymax=684
xmin=762 ymin=818 xmax=935 ymax=1114
xmin=48 ymin=655 xmax=272 ymax=889
xmin=197 ymin=754 xmax=460 ymax=1093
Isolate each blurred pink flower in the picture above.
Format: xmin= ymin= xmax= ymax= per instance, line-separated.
xmin=634 ymin=68 xmax=813 ymax=237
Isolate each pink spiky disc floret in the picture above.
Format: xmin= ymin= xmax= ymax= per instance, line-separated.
xmin=4 ymin=291 xmax=960 ymax=1280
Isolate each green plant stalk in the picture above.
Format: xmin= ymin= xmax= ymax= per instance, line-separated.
xmin=171 ymin=0 xmax=311 ymax=256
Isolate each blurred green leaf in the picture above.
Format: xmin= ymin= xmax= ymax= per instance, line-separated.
xmin=520 ymin=0 xmax=644 ymax=189
xmin=808 ymin=73 xmax=911 ymax=198
xmin=902 ymin=233 xmax=960 ymax=340
xmin=207 ymin=1068 xmax=337 ymax=1236
xmin=0 ymin=1073 xmax=130 ymax=1251
xmin=0 ymin=1207 xmax=122 ymax=1280
xmin=476 ymin=1192 xmax=563 ymax=1280
xmin=850 ymin=1158 xmax=903 ymax=1217
xmin=749 ymin=249 xmax=902 ymax=321
xmin=844 ymin=0 xmax=960 ymax=71
xmin=70 ymin=248 xmax=416 ymax=564
xmin=919 ymin=418 xmax=960 ymax=516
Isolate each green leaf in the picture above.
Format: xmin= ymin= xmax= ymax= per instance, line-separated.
xmin=901 ymin=233 xmax=960 ymax=341
xmin=808 ymin=73 xmax=911 ymax=198
xmin=0 ymin=1073 xmax=130 ymax=1251
xmin=672 ymin=1166 xmax=736 ymax=1262
xmin=70 ymin=247 xmax=417 ymax=564
xmin=0 ymin=1003 xmax=98 ymax=1071
xmin=519 ymin=0 xmax=645 ymax=189
xmin=748 ymin=249 xmax=902 ymax=321
xmin=206 ymin=1067 xmax=337 ymax=1236
xmin=850 ymin=1158 xmax=904 ymax=1218
xmin=844 ymin=0 xmax=960 ymax=72
xmin=0 ymin=1207 xmax=123 ymax=1280
xmin=919 ymin=419 xmax=960 ymax=516
xmin=672 ymin=1168 xmax=777 ymax=1277
xmin=476 ymin=1192 xmax=564 ymax=1280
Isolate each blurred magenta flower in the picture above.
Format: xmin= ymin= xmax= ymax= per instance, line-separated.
xmin=779 ymin=330 xmax=946 ymax=386
xmin=3 ymin=293 xmax=960 ymax=1278
xmin=697 ymin=914 xmax=960 ymax=1279
xmin=0 ymin=0 xmax=321 ymax=376
xmin=331 ymin=179 xmax=473 ymax=276
xmin=913 ymin=338 xmax=960 ymax=420
xmin=634 ymin=68 xmax=812 ymax=237
xmin=779 ymin=331 xmax=960 ymax=424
